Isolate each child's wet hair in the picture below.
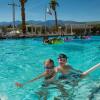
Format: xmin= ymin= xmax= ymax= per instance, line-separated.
xmin=49 ymin=59 xmax=54 ymax=65
xmin=44 ymin=59 xmax=55 ymax=68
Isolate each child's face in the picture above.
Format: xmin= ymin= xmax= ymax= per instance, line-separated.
xmin=58 ymin=58 xmax=67 ymax=66
xmin=44 ymin=60 xmax=53 ymax=68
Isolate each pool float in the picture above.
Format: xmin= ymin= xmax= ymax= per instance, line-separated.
xmin=51 ymin=39 xmax=64 ymax=44
xmin=45 ymin=38 xmax=64 ymax=44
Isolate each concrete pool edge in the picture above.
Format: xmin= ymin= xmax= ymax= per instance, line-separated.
xmin=0 ymin=35 xmax=100 ymax=40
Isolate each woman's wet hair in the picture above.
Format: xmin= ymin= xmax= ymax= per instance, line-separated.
xmin=58 ymin=54 xmax=68 ymax=60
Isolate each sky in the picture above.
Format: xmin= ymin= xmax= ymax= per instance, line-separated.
xmin=0 ymin=0 xmax=100 ymax=22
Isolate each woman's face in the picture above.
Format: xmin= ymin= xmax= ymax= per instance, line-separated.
xmin=58 ymin=58 xmax=67 ymax=66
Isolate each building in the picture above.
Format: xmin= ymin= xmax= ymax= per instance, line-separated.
xmin=26 ymin=24 xmax=93 ymax=36
xmin=26 ymin=25 xmax=42 ymax=34
xmin=64 ymin=24 xmax=93 ymax=35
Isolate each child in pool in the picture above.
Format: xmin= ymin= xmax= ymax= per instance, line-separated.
xmin=16 ymin=59 xmax=56 ymax=87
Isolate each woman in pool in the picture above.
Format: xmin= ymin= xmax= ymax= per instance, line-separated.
xmin=56 ymin=53 xmax=99 ymax=81
xmin=16 ymin=59 xmax=56 ymax=87
xmin=55 ymin=54 xmax=87 ymax=82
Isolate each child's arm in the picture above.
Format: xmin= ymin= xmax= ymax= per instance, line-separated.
xmin=16 ymin=72 xmax=47 ymax=87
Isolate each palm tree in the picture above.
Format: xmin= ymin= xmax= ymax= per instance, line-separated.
xmin=50 ymin=0 xmax=59 ymax=31
xmin=19 ymin=0 xmax=27 ymax=34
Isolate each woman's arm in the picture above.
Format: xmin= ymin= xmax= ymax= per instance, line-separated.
xmin=81 ymin=63 xmax=100 ymax=78
xmin=16 ymin=72 xmax=47 ymax=87
xmin=68 ymin=65 xmax=82 ymax=73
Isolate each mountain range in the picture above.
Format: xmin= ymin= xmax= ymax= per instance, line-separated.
xmin=0 ymin=20 xmax=100 ymax=26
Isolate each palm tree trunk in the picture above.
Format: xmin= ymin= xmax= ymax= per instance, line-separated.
xmin=21 ymin=3 xmax=26 ymax=34
xmin=54 ymin=10 xmax=58 ymax=32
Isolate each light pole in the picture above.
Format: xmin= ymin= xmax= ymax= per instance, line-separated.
xmin=8 ymin=0 xmax=19 ymax=33
xmin=44 ymin=6 xmax=47 ymax=35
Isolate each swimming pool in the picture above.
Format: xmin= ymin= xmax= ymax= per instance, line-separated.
xmin=0 ymin=36 xmax=100 ymax=100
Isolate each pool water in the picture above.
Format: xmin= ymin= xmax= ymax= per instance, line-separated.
xmin=0 ymin=36 xmax=100 ymax=100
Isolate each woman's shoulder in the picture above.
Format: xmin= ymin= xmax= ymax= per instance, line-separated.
xmin=66 ymin=64 xmax=72 ymax=68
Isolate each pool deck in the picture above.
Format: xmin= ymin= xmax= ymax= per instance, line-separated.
xmin=0 ymin=33 xmax=74 ymax=39
xmin=0 ymin=32 xmax=99 ymax=40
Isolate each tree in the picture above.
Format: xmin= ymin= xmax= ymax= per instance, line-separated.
xmin=19 ymin=0 xmax=27 ymax=34
xmin=49 ymin=0 xmax=59 ymax=31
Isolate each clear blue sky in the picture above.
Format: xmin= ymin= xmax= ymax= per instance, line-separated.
xmin=0 ymin=0 xmax=100 ymax=22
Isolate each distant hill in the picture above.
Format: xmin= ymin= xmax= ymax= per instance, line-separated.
xmin=0 ymin=21 xmax=21 ymax=26
xmin=0 ymin=20 xmax=100 ymax=27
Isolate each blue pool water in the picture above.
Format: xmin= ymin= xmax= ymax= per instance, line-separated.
xmin=0 ymin=36 xmax=100 ymax=100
